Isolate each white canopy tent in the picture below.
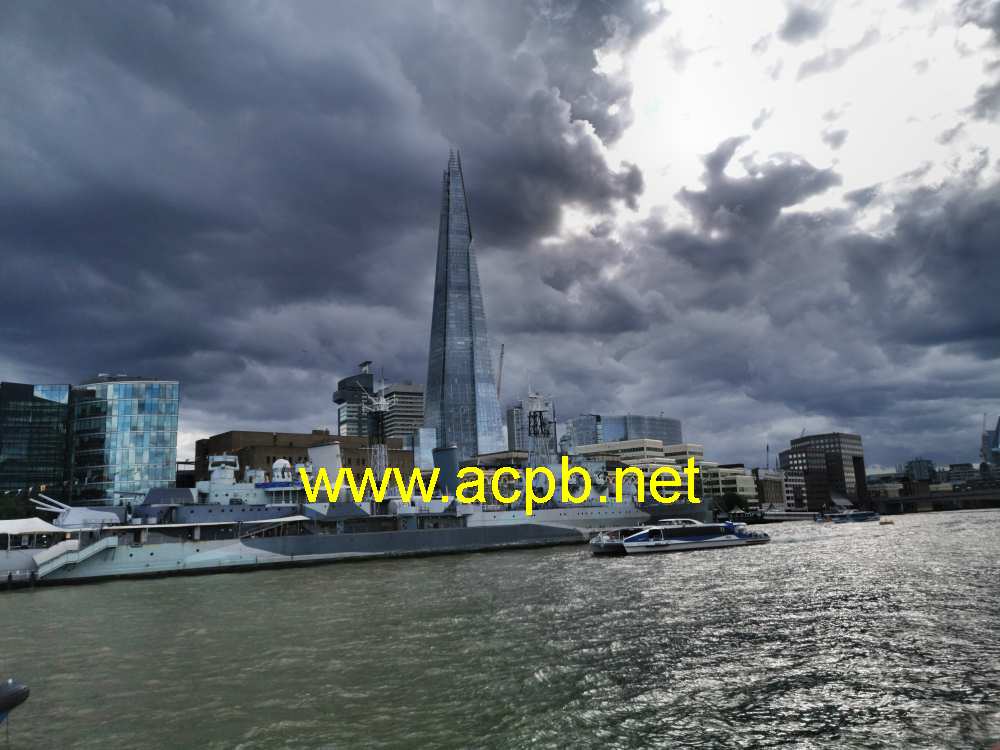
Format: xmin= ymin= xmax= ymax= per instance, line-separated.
xmin=0 ymin=517 xmax=65 ymax=536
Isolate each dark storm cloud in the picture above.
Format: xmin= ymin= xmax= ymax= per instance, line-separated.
xmin=779 ymin=4 xmax=829 ymax=44
xmin=797 ymin=28 xmax=880 ymax=79
xmin=676 ymin=137 xmax=841 ymax=235
xmin=487 ymin=132 xmax=1000 ymax=468
xmin=0 ymin=0 xmax=659 ymax=438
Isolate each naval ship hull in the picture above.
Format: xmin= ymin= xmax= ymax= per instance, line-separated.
xmin=22 ymin=521 xmax=591 ymax=586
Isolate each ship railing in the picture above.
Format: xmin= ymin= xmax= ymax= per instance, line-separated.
xmin=36 ymin=535 xmax=119 ymax=578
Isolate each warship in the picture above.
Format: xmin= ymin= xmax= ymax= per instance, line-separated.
xmin=1 ymin=449 xmax=649 ymax=588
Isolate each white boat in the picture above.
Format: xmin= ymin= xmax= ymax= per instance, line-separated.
xmin=606 ymin=520 xmax=770 ymax=555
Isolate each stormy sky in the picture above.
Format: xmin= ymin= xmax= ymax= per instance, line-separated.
xmin=2 ymin=0 xmax=999 ymax=471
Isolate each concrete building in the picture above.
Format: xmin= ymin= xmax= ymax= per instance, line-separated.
xmin=701 ymin=463 xmax=759 ymax=507
xmin=779 ymin=432 xmax=867 ymax=511
xmin=783 ymin=469 xmax=808 ymax=509
xmin=752 ymin=468 xmax=785 ymax=508
xmin=378 ymin=382 xmax=425 ymax=441
xmin=662 ymin=443 xmax=705 ymax=464
xmin=423 ymin=150 xmax=506 ymax=460
xmin=193 ymin=429 xmax=418 ymax=481
xmin=195 ymin=429 xmax=338 ymax=480
xmin=946 ymin=463 xmax=979 ymax=485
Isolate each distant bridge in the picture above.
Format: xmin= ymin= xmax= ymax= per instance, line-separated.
xmin=876 ymin=488 xmax=1000 ymax=515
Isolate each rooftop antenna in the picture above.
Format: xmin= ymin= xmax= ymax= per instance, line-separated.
xmin=496 ymin=343 xmax=504 ymax=399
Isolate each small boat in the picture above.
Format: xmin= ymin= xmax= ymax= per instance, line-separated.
xmin=0 ymin=678 xmax=29 ymax=724
xmin=879 ymin=518 xmax=894 ymax=525
xmin=592 ymin=520 xmax=769 ymax=556
xmin=815 ymin=511 xmax=880 ymax=524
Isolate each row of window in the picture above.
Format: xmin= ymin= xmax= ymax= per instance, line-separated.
xmin=73 ymin=415 xmax=178 ymax=433
xmin=75 ymin=399 xmax=180 ymax=418
xmin=78 ymin=382 xmax=179 ymax=400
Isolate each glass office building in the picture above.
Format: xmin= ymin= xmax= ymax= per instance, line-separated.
xmin=0 ymin=382 xmax=72 ymax=496
xmin=71 ymin=376 xmax=179 ymax=503
xmin=566 ymin=413 xmax=683 ymax=449
xmin=424 ymin=150 xmax=505 ymax=460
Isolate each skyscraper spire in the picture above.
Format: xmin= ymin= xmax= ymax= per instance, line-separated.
xmin=424 ymin=150 xmax=505 ymax=460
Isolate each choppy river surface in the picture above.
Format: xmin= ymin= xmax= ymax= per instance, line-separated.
xmin=2 ymin=510 xmax=999 ymax=749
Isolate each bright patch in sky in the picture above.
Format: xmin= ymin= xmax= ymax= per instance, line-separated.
xmin=612 ymin=0 xmax=999 ymax=224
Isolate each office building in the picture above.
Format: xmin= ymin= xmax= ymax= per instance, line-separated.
xmin=902 ymin=457 xmax=935 ymax=482
xmin=0 ymin=382 xmax=72 ymax=497
xmin=72 ymin=375 xmax=179 ymax=503
xmin=506 ymin=392 xmax=557 ymax=456
xmin=334 ymin=362 xmax=374 ymax=438
xmin=752 ymin=468 xmax=785 ymax=508
xmin=783 ymin=469 xmax=808 ymax=509
xmin=378 ymin=382 xmax=425 ymax=441
xmin=982 ymin=416 xmax=999 ymax=466
xmin=423 ymin=150 xmax=506 ymax=460
xmin=565 ymin=413 xmax=682 ymax=451
xmin=701 ymin=463 xmax=759 ymax=507
xmin=946 ymin=463 xmax=979 ymax=485
xmin=779 ymin=432 xmax=867 ymax=511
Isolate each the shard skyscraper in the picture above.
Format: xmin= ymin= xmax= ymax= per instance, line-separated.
xmin=424 ymin=150 xmax=506 ymax=460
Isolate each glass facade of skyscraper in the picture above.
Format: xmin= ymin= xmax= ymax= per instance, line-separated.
xmin=566 ymin=413 xmax=683 ymax=450
xmin=424 ymin=150 xmax=505 ymax=460
xmin=0 ymin=382 xmax=71 ymax=495
xmin=71 ymin=377 xmax=179 ymax=502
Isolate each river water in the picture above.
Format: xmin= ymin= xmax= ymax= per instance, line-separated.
xmin=2 ymin=510 xmax=999 ymax=749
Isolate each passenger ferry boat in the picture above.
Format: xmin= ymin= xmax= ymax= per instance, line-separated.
xmin=590 ymin=519 xmax=770 ymax=556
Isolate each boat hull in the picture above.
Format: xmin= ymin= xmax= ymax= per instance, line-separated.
xmin=624 ymin=537 xmax=770 ymax=554
xmin=16 ymin=522 xmax=590 ymax=586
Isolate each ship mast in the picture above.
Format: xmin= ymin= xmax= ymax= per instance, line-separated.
xmin=359 ymin=368 xmax=394 ymax=513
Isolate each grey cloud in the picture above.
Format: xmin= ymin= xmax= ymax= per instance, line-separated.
xmin=752 ymin=108 xmax=774 ymax=130
xmin=797 ymin=28 xmax=880 ymax=79
xmin=844 ymin=184 xmax=881 ymax=207
xmin=959 ymin=0 xmax=1000 ymax=119
xmin=752 ymin=34 xmax=772 ymax=55
xmin=938 ymin=122 xmax=966 ymax=144
xmin=779 ymin=4 xmax=829 ymax=44
xmin=822 ymin=128 xmax=849 ymax=149
xmin=676 ymin=137 xmax=842 ymax=235
xmin=970 ymin=79 xmax=1000 ymax=119
xmin=502 ymin=137 xmax=1000 ymax=468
